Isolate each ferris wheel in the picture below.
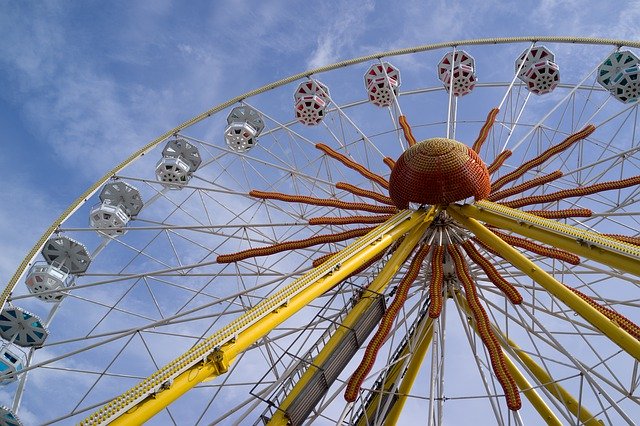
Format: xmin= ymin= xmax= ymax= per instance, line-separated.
xmin=1 ymin=36 xmax=640 ymax=425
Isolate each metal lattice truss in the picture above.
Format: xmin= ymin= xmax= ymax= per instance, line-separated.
xmin=2 ymin=37 xmax=640 ymax=426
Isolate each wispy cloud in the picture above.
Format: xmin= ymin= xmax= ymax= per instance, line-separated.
xmin=2 ymin=1 xmax=639 ymax=424
xmin=0 ymin=177 xmax=62 ymax=284
xmin=0 ymin=2 xmax=226 ymax=180
xmin=306 ymin=1 xmax=375 ymax=68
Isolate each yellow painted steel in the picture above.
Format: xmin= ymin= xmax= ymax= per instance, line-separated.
xmin=85 ymin=210 xmax=427 ymax=425
xmin=447 ymin=206 xmax=640 ymax=362
xmin=9 ymin=37 xmax=640 ymax=424
xmin=452 ymin=292 xmax=562 ymax=426
xmin=504 ymin=335 xmax=603 ymax=425
xmin=268 ymin=207 xmax=438 ymax=426
xmin=502 ymin=345 xmax=562 ymax=425
xmin=453 ymin=201 xmax=640 ymax=276
xmin=5 ymin=37 xmax=639 ymax=312
xmin=376 ymin=317 xmax=434 ymax=426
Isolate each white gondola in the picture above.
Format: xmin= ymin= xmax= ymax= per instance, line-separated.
xmin=0 ymin=406 xmax=23 ymax=426
xmin=0 ymin=306 xmax=48 ymax=347
xmin=156 ymin=156 xmax=192 ymax=187
xmin=99 ymin=181 xmax=143 ymax=217
xmin=24 ymin=262 xmax=73 ymax=302
xmin=294 ymin=79 xmax=330 ymax=125
xmin=90 ymin=181 xmax=142 ymax=236
xmin=515 ymin=45 xmax=555 ymax=77
xmin=0 ymin=345 xmax=24 ymax=386
xmin=437 ymin=50 xmax=476 ymax=97
xmin=597 ymin=50 xmax=639 ymax=90
xmin=156 ymin=138 xmax=202 ymax=188
xmin=520 ymin=60 xmax=560 ymax=95
xmin=364 ymin=62 xmax=400 ymax=107
xmin=89 ymin=200 xmax=130 ymax=236
xmin=609 ymin=64 xmax=640 ymax=103
xmin=41 ymin=235 xmax=91 ymax=274
xmin=224 ymin=106 xmax=264 ymax=152
xmin=515 ymin=46 xmax=559 ymax=95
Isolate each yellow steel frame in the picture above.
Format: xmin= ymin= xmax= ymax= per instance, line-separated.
xmin=447 ymin=205 xmax=640 ymax=362
xmin=453 ymin=201 xmax=640 ymax=276
xmin=452 ymin=291 xmax=564 ymax=425
xmin=5 ymin=38 xmax=639 ymax=425
xmin=373 ymin=315 xmax=434 ymax=426
xmin=268 ymin=207 xmax=437 ymax=426
xmin=503 ymin=335 xmax=602 ymax=425
xmin=83 ymin=209 xmax=430 ymax=425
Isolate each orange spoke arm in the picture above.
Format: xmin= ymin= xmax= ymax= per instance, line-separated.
xmin=491 ymin=124 xmax=595 ymax=192
xmin=462 ymin=240 xmax=522 ymax=304
xmin=336 ymin=181 xmax=395 ymax=205
xmin=472 ymin=107 xmax=500 ymax=153
xmin=488 ymin=170 xmax=563 ymax=202
xmin=567 ymin=285 xmax=640 ymax=340
xmin=399 ymin=115 xmax=418 ymax=147
xmin=308 ymin=214 xmax=392 ymax=226
xmin=525 ymin=208 xmax=593 ymax=219
xmin=449 ymin=244 xmax=521 ymax=410
xmin=316 ymin=143 xmax=389 ymax=189
xmin=487 ymin=227 xmax=580 ymax=265
xmin=428 ymin=245 xmax=444 ymax=318
xmin=250 ymin=189 xmax=396 ymax=214
xmin=604 ymin=233 xmax=640 ymax=246
xmin=383 ymin=156 xmax=396 ymax=170
xmin=487 ymin=149 xmax=512 ymax=175
xmin=501 ymin=175 xmax=640 ymax=209
xmin=217 ymin=227 xmax=375 ymax=263
xmin=345 ymin=243 xmax=431 ymax=402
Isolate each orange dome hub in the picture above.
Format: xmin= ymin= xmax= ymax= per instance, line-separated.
xmin=389 ymin=138 xmax=490 ymax=208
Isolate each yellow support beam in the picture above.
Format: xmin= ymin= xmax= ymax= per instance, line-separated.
xmin=6 ymin=38 xmax=640 ymax=311
xmin=452 ymin=291 xmax=563 ymax=426
xmin=447 ymin=206 xmax=640 ymax=363
xmin=268 ymin=207 xmax=438 ymax=426
xmin=502 ymin=347 xmax=562 ymax=426
xmin=376 ymin=316 xmax=434 ymax=426
xmin=83 ymin=209 xmax=428 ymax=425
xmin=452 ymin=201 xmax=640 ymax=276
xmin=504 ymin=335 xmax=603 ymax=426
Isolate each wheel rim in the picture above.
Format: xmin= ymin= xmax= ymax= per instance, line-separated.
xmin=1 ymin=37 xmax=640 ymax=425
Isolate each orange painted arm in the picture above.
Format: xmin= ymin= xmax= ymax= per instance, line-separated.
xmin=472 ymin=108 xmax=500 ymax=153
xmin=399 ymin=115 xmax=418 ymax=147
xmin=217 ymin=227 xmax=375 ymax=263
xmin=491 ymin=124 xmax=595 ymax=192
xmin=316 ymin=143 xmax=389 ymax=189
xmin=345 ymin=243 xmax=431 ymax=402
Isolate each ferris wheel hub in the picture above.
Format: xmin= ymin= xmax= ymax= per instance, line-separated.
xmin=389 ymin=137 xmax=490 ymax=208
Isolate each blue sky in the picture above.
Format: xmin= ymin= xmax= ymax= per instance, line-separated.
xmin=1 ymin=1 xmax=640 ymax=424
xmin=1 ymin=0 xmax=638 ymax=286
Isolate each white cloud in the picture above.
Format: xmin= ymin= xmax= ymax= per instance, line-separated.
xmin=2 ymin=1 xmax=640 ymax=424
xmin=307 ymin=1 xmax=375 ymax=69
xmin=0 ymin=178 xmax=62 ymax=286
xmin=0 ymin=2 xmax=226 ymax=181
